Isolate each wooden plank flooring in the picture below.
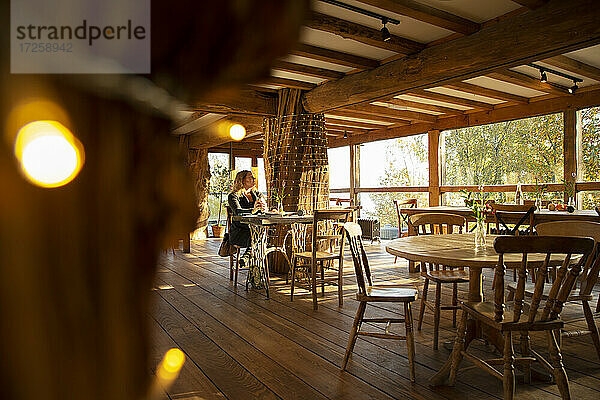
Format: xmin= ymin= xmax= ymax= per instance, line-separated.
xmin=150 ymin=238 xmax=600 ymax=400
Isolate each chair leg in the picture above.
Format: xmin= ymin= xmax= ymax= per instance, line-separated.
xmin=582 ymin=300 xmax=600 ymax=361
xmin=433 ymin=282 xmax=441 ymax=350
xmin=234 ymin=249 xmax=240 ymax=286
xmin=404 ymin=302 xmax=416 ymax=382
xmin=338 ymin=257 xmax=344 ymax=307
xmin=394 ymin=256 xmax=398 ymax=264
xmin=547 ymin=329 xmax=571 ymax=400
xmin=320 ymin=261 xmax=325 ymax=296
xmin=448 ymin=311 xmax=468 ymax=385
xmin=312 ymin=258 xmax=318 ymax=311
xmin=520 ymin=331 xmax=531 ymax=384
xmin=229 ymin=254 xmax=234 ymax=281
xmin=506 ymin=286 xmax=515 ymax=301
xmin=342 ymin=301 xmax=366 ymax=370
xmin=290 ymin=257 xmax=297 ymax=302
xmin=503 ymin=332 xmax=515 ymax=400
xmin=418 ymin=278 xmax=429 ymax=331
xmin=452 ymin=283 xmax=458 ymax=328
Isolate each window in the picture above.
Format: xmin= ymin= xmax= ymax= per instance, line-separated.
xmin=580 ymin=106 xmax=600 ymax=209
xmin=208 ymin=153 xmax=230 ymax=224
xmin=442 ymin=113 xmax=564 ymax=205
xmin=327 ymin=146 xmax=349 ymax=189
xmin=359 ymin=135 xmax=428 ymax=227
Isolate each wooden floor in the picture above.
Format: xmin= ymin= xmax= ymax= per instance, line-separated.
xmin=150 ymin=238 xmax=600 ymax=400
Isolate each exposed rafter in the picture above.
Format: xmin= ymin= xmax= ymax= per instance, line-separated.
xmin=382 ymin=97 xmax=465 ymax=116
xmin=307 ymin=11 xmax=424 ymax=55
xmin=271 ymin=60 xmax=344 ymax=80
xmin=343 ymin=103 xmax=437 ymax=123
xmin=355 ymin=0 xmax=480 ymax=35
xmin=292 ymin=44 xmax=379 ymax=69
xmin=195 ymin=88 xmax=277 ymax=116
xmin=444 ymin=82 xmax=530 ymax=104
xmin=324 ymin=117 xmax=388 ymax=129
xmin=257 ymin=77 xmax=316 ymax=90
xmin=487 ymin=69 xmax=567 ymax=96
xmin=327 ymin=109 xmax=410 ymax=125
xmin=542 ymin=55 xmax=600 ymax=82
xmin=408 ymin=89 xmax=494 ymax=110
xmin=302 ymin=0 xmax=600 ymax=112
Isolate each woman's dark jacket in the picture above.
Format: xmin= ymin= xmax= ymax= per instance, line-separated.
xmin=227 ymin=190 xmax=258 ymax=247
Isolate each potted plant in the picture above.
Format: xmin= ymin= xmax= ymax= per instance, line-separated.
xmin=211 ymin=164 xmax=231 ymax=238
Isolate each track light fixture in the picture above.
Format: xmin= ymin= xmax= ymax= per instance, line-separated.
xmin=321 ymin=0 xmax=400 ymax=44
xmin=381 ymin=17 xmax=391 ymax=42
xmin=568 ymin=81 xmax=578 ymax=94
xmin=343 ymin=130 xmax=348 ymax=139
xmin=529 ymin=63 xmax=583 ymax=94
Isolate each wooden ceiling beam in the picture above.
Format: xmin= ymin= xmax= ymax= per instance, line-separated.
xmin=188 ymin=115 xmax=264 ymax=148
xmin=444 ymin=81 xmax=530 ymax=104
xmin=487 ymin=69 xmax=567 ymax=96
xmin=382 ymin=97 xmax=465 ymax=116
xmin=302 ymin=0 xmax=600 ymax=113
xmin=408 ymin=89 xmax=494 ymax=110
xmin=292 ymin=44 xmax=379 ymax=69
xmin=258 ymin=77 xmax=316 ymax=90
xmin=328 ymin=87 xmax=600 ymax=148
xmin=541 ymin=55 xmax=600 ymax=82
xmin=324 ymin=117 xmax=388 ymax=129
xmin=326 ymin=109 xmax=410 ymax=125
xmin=355 ymin=0 xmax=480 ymax=35
xmin=194 ymin=88 xmax=277 ymax=116
xmin=271 ymin=60 xmax=344 ymax=80
xmin=343 ymin=103 xmax=437 ymax=123
xmin=307 ymin=11 xmax=424 ymax=55
xmin=326 ymin=126 xmax=366 ymax=134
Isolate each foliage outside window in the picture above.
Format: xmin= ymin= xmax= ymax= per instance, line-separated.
xmin=208 ymin=153 xmax=230 ymax=224
xmin=581 ymin=106 xmax=600 ymax=209
xmin=443 ymin=113 xmax=564 ymax=205
xmin=362 ymin=135 xmax=428 ymax=227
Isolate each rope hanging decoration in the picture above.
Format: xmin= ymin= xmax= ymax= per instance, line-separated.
xmin=263 ymin=113 xmax=329 ymax=213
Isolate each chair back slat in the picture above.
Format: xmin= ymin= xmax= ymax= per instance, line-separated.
xmin=493 ymin=236 xmax=594 ymax=323
xmin=536 ymin=221 xmax=600 ymax=296
xmin=344 ymin=222 xmax=371 ymax=295
xmin=528 ymin=254 xmax=550 ymax=323
xmin=512 ymin=253 xmax=528 ymax=323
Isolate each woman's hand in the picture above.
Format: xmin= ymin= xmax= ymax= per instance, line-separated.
xmin=254 ymin=197 xmax=268 ymax=213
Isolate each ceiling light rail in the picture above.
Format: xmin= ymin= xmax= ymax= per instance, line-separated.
xmin=529 ymin=63 xmax=583 ymax=94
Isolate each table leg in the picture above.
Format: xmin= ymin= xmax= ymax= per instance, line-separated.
xmin=407 ymin=223 xmax=419 ymax=273
xmin=248 ymin=225 xmax=270 ymax=298
xmin=430 ymin=268 xmax=483 ymax=386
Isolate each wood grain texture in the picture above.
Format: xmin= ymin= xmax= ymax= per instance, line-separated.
xmin=302 ymin=0 xmax=600 ymax=112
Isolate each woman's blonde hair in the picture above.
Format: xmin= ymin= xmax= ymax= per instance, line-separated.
xmin=230 ymin=170 xmax=254 ymax=195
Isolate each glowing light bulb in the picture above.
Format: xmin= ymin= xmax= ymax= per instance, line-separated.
xmin=14 ymin=120 xmax=84 ymax=188
xmin=229 ymin=124 xmax=246 ymax=141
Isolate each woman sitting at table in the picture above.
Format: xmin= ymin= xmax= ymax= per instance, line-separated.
xmin=228 ymin=170 xmax=267 ymax=265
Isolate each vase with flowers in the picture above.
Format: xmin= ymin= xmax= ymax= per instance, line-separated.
xmin=461 ymin=186 xmax=489 ymax=250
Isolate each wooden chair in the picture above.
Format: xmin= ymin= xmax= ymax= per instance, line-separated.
xmin=507 ymin=221 xmax=600 ymax=360
xmin=489 ymin=203 xmax=536 ymax=236
xmin=410 ymin=213 xmax=468 ymax=350
xmin=393 ymin=198 xmax=417 ymax=263
xmin=341 ymin=222 xmax=418 ymax=381
xmin=448 ymin=235 xmax=594 ymax=400
xmin=290 ymin=209 xmax=353 ymax=310
xmin=225 ymin=206 xmax=243 ymax=286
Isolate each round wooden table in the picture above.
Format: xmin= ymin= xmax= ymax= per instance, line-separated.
xmin=386 ymin=233 xmax=557 ymax=303
xmin=386 ymin=233 xmax=563 ymax=385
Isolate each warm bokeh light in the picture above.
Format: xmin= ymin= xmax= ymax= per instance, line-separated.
xmin=14 ymin=120 xmax=84 ymax=188
xmin=229 ymin=124 xmax=246 ymax=141
xmin=157 ymin=348 xmax=185 ymax=380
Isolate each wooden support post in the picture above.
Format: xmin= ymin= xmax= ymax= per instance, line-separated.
xmin=428 ymin=130 xmax=441 ymax=207
xmin=563 ymin=110 xmax=581 ymax=204
xmin=349 ymin=144 xmax=357 ymax=215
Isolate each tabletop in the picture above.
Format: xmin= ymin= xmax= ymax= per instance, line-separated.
xmin=386 ymin=233 xmax=565 ymax=269
xmin=398 ymin=206 xmax=600 ymax=223
xmin=234 ymin=213 xmax=313 ymax=225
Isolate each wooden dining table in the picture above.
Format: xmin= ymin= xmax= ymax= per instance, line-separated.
xmin=386 ymin=233 xmax=568 ymax=385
